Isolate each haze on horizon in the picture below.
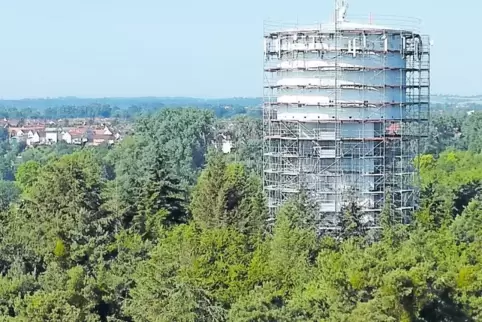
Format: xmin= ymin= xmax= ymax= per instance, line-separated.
xmin=0 ymin=0 xmax=479 ymax=99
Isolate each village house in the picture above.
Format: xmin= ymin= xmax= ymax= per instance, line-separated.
xmin=9 ymin=126 xmax=44 ymax=143
xmin=91 ymin=134 xmax=115 ymax=146
xmin=3 ymin=119 xmax=125 ymax=147
xmin=0 ymin=119 xmax=10 ymax=128
xmin=62 ymin=127 xmax=93 ymax=145
xmin=45 ymin=128 xmax=61 ymax=144
xmin=26 ymin=130 xmax=46 ymax=146
xmin=9 ymin=128 xmax=27 ymax=142
xmin=101 ymin=126 xmax=113 ymax=135
xmin=86 ymin=125 xmax=118 ymax=146
xmin=6 ymin=119 xmax=21 ymax=128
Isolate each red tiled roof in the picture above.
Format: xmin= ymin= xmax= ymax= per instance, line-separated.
xmin=93 ymin=134 xmax=114 ymax=140
xmin=8 ymin=126 xmax=45 ymax=134
xmin=68 ymin=127 xmax=89 ymax=135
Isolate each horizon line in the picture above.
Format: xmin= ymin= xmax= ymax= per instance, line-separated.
xmin=0 ymin=93 xmax=480 ymax=101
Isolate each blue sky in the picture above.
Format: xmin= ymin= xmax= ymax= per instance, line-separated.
xmin=0 ymin=0 xmax=478 ymax=99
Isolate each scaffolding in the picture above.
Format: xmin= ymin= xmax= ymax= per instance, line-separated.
xmin=263 ymin=9 xmax=430 ymax=229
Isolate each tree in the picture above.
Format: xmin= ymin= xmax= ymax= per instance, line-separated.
xmin=127 ymin=224 xmax=231 ymax=321
xmin=15 ymin=160 xmax=41 ymax=192
xmin=339 ymin=200 xmax=368 ymax=239
xmin=2 ymin=104 xmax=482 ymax=321
xmin=133 ymin=108 xmax=215 ymax=186
xmin=13 ymin=152 xmax=110 ymax=266
xmin=216 ymin=115 xmax=263 ymax=175
xmin=106 ymin=135 xmax=186 ymax=237
xmin=190 ymin=151 xmax=267 ymax=236
xmin=0 ymin=181 xmax=19 ymax=211
xmin=0 ymin=128 xmax=8 ymax=142
xmin=461 ymin=112 xmax=482 ymax=153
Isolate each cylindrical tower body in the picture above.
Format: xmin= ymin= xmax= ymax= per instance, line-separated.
xmin=263 ymin=17 xmax=430 ymax=228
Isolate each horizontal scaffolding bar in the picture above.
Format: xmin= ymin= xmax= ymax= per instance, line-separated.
xmin=265 ymin=84 xmax=430 ymax=90
xmin=266 ymin=118 xmax=428 ymax=123
xmin=265 ymin=102 xmax=429 ymax=108
xmin=264 ymin=66 xmax=430 ymax=72
xmin=265 ymin=29 xmax=423 ymax=37
xmin=265 ymin=49 xmax=430 ymax=55
xmin=264 ymin=135 xmax=426 ymax=141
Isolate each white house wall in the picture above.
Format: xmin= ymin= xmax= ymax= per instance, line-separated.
xmin=46 ymin=132 xmax=59 ymax=143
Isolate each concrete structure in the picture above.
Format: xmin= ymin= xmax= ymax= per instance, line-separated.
xmin=263 ymin=0 xmax=430 ymax=229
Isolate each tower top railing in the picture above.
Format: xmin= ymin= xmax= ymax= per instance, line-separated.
xmin=264 ymin=15 xmax=422 ymax=35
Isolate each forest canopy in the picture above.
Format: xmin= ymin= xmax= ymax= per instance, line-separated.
xmin=0 ymin=107 xmax=481 ymax=321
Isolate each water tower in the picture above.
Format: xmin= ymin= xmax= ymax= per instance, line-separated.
xmin=263 ymin=0 xmax=430 ymax=229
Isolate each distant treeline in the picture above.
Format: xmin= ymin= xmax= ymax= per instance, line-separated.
xmin=2 ymin=96 xmax=482 ymax=120
xmin=0 ymin=96 xmax=263 ymax=109
xmin=0 ymin=97 xmax=262 ymax=119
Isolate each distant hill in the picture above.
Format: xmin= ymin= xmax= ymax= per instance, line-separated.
xmin=0 ymin=95 xmax=481 ymax=110
xmin=431 ymin=94 xmax=482 ymax=105
xmin=0 ymin=97 xmax=263 ymax=110
xmin=0 ymin=97 xmax=264 ymax=120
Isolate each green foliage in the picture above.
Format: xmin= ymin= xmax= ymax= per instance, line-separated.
xmin=19 ymin=142 xmax=80 ymax=165
xmin=461 ymin=112 xmax=482 ymax=153
xmin=0 ymin=128 xmax=8 ymax=142
xmin=0 ymin=140 xmax=23 ymax=181
xmin=418 ymin=150 xmax=482 ymax=227
xmin=339 ymin=200 xmax=368 ymax=239
xmin=0 ymin=180 xmax=19 ymax=211
xmin=126 ymin=224 xmax=229 ymax=322
xmin=190 ymin=151 xmax=267 ymax=236
xmin=105 ymin=136 xmax=186 ymax=238
xmin=53 ymin=239 xmax=67 ymax=258
xmin=15 ymin=160 xmax=41 ymax=192
xmin=133 ymin=107 xmax=215 ymax=186
xmin=0 ymin=97 xmax=256 ymax=120
xmin=1 ymin=106 xmax=482 ymax=321
xmin=450 ymin=199 xmax=482 ymax=244
xmin=217 ymin=115 xmax=263 ymax=175
xmin=425 ymin=110 xmax=482 ymax=155
xmin=425 ymin=113 xmax=464 ymax=154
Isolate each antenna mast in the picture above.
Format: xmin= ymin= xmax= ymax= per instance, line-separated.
xmin=336 ymin=0 xmax=348 ymax=23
